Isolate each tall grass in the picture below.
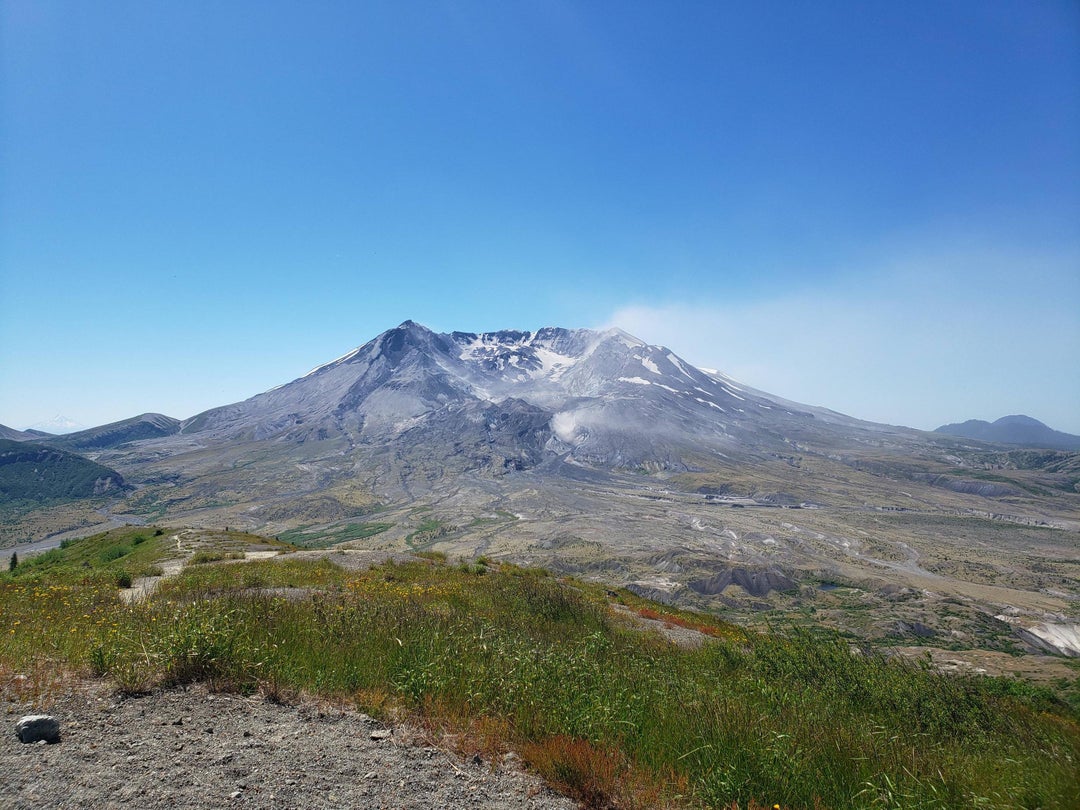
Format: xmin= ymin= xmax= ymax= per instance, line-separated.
xmin=2 ymin=542 xmax=1077 ymax=809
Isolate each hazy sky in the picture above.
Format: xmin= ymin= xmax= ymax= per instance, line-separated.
xmin=2 ymin=1 xmax=1078 ymax=434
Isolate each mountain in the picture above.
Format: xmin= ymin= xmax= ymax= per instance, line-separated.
xmin=83 ymin=321 xmax=1076 ymax=510
xmin=935 ymin=415 xmax=1080 ymax=451
xmin=0 ymin=424 xmax=38 ymax=442
xmin=169 ymin=320 xmax=883 ymax=475
xmin=0 ymin=439 xmax=126 ymax=503
xmin=9 ymin=321 xmax=1080 ymax=662
xmin=46 ymin=413 xmax=181 ymax=453
xmin=25 ymin=415 xmax=87 ymax=435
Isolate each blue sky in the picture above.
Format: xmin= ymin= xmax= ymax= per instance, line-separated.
xmin=2 ymin=1 xmax=1078 ymax=433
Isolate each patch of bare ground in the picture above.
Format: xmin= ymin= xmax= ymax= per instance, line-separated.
xmin=891 ymin=645 xmax=1077 ymax=683
xmin=608 ymin=604 xmax=711 ymax=648
xmin=0 ymin=680 xmax=577 ymax=810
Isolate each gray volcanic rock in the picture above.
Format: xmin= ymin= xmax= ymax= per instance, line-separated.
xmin=689 ymin=567 xmax=797 ymax=598
xmin=15 ymin=715 xmax=60 ymax=744
xmin=935 ymin=415 xmax=1080 ymax=451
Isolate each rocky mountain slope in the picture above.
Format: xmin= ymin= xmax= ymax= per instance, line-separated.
xmin=124 ymin=319 xmax=906 ymax=484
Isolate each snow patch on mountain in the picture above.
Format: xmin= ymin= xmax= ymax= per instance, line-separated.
xmin=304 ymin=346 xmax=363 ymax=377
xmin=667 ymin=353 xmax=695 ymax=380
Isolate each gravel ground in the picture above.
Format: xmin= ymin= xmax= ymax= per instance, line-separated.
xmin=2 ymin=682 xmax=578 ymax=809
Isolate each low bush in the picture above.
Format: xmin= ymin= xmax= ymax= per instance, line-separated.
xmin=187 ymin=550 xmax=245 ymax=565
xmin=98 ymin=545 xmax=130 ymax=563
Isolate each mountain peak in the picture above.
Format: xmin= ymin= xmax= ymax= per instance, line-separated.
xmin=598 ymin=326 xmax=646 ymax=347
xmin=934 ymin=414 xmax=1080 ymax=451
xmin=994 ymin=415 xmax=1046 ymax=428
xmin=174 ymin=320 xmax=819 ymax=475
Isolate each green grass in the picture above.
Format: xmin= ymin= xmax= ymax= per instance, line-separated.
xmin=406 ymin=518 xmax=454 ymax=549
xmin=1 ymin=542 xmax=1077 ymax=809
xmin=11 ymin=527 xmax=170 ymax=582
xmin=278 ymin=521 xmax=393 ymax=548
xmin=187 ymin=550 xmax=246 ymax=564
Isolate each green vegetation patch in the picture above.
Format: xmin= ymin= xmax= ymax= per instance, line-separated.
xmin=279 ymin=521 xmax=393 ymax=549
xmin=9 ymin=527 xmax=169 ymax=582
xmin=406 ymin=518 xmax=454 ymax=549
xmin=0 ymin=438 xmax=125 ymax=504
xmin=187 ymin=550 xmax=246 ymax=565
xmin=2 ymin=549 xmax=1077 ymax=809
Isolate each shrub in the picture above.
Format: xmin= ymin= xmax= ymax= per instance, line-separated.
xmin=188 ymin=550 xmax=244 ymax=565
xmin=98 ymin=545 xmax=130 ymax=563
xmin=414 ymin=550 xmax=447 ymax=563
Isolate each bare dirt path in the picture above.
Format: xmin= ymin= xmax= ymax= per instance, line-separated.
xmin=1 ymin=682 xmax=578 ymax=810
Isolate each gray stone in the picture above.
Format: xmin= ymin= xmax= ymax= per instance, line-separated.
xmin=16 ymin=715 xmax=60 ymax=744
xmin=369 ymin=729 xmax=392 ymax=741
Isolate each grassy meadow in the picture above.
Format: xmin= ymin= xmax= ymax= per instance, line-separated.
xmin=2 ymin=527 xmax=1078 ymax=809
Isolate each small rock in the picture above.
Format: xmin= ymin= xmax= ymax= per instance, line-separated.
xmin=363 ymin=772 xmax=377 ymax=780
xmin=171 ymin=718 xmax=184 ymax=726
xmin=230 ymin=790 xmax=242 ymax=799
xmin=15 ymin=715 xmax=60 ymax=744
xmin=369 ymin=729 xmax=392 ymax=741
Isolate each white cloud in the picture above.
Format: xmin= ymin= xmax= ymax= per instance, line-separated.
xmin=603 ymin=248 xmax=1080 ymax=433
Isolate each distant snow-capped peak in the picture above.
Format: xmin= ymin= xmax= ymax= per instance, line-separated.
xmin=25 ymin=414 xmax=87 ymax=434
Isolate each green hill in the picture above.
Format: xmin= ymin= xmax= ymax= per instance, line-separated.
xmin=0 ymin=438 xmax=126 ymax=503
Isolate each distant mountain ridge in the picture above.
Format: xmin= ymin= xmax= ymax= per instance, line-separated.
xmin=934 ymin=415 xmax=1080 ymax=451
xmin=46 ymin=413 xmax=181 ymax=452
xmin=0 ymin=424 xmax=38 ymax=442
xmin=25 ymin=414 xmax=86 ymax=434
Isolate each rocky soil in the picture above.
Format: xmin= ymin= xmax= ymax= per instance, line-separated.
xmin=1 ymin=681 xmax=578 ymax=809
